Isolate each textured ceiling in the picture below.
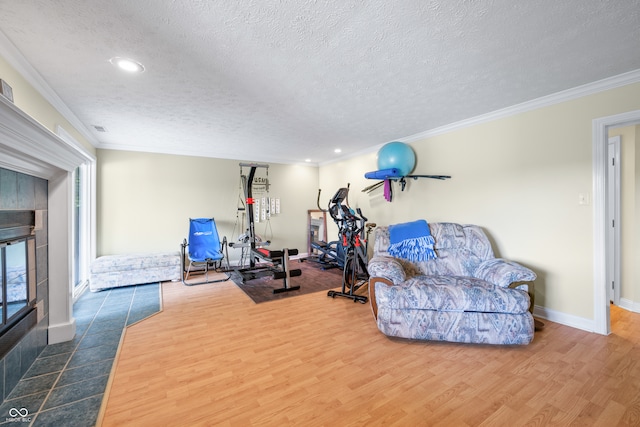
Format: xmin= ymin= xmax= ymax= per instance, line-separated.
xmin=0 ymin=1 xmax=639 ymax=164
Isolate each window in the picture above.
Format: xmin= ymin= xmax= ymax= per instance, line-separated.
xmin=54 ymin=126 xmax=96 ymax=301
xmin=72 ymin=164 xmax=91 ymax=298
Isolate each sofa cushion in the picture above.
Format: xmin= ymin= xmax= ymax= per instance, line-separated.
xmin=374 ymin=223 xmax=494 ymax=277
xmin=376 ymin=275 xmax=531 ymax=314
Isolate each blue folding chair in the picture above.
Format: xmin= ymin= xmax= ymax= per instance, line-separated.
xmin=181 ymin=218 xmax=230 ymax=285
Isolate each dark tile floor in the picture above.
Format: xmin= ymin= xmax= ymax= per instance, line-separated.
xmin=0 ymin=283 xmax=161 ymax=427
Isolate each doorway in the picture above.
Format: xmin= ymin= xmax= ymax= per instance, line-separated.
xmin=593 ymin=110 xmax=640 ymax=335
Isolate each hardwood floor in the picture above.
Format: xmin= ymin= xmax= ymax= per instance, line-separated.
xmin=98 ymin=280 xmax=640 ymax=426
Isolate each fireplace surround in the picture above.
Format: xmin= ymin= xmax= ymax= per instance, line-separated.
xmin=0 ymin=73 xmax=93 ymax=401
xmin=0 ymin=92 xmax=65 ymax=401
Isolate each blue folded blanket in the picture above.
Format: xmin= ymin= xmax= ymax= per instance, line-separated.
xmin=388 ymin=220 xmax=437 ymax=262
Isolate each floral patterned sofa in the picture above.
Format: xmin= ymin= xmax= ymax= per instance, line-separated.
xmin=367 ymin=222 xmax=536 ymax=345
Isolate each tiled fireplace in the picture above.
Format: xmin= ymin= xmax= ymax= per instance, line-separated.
xmin=0 ymin=167 xmax=49 ymax=402
xmin=0 ymin=85 xmax=90 ymax=404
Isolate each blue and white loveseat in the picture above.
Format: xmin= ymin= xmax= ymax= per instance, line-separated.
xmin=367 ymin=222 xmax=536 ymax=345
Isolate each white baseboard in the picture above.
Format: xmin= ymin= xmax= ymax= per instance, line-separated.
xmin=533 ymin=305 xmax=596 ymax=333
xmin=533 ymin=300 xmax=640 ymax=335
xmin=618 ymin=298 xmax=640 ymax=313
xmin=292 ymin=252 xmax=309 ymax=260
xmin=48 ymin=318 xmax=77 ymax=344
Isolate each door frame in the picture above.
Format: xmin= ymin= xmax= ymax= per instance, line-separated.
xmin=606 ymin=136 xmax=621 ymax=306
xmin=592 ymin=109 xmax=640 ymax=335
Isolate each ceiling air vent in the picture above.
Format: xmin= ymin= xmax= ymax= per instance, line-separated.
xmin=93 ymin=125 xmax=107 ymax=132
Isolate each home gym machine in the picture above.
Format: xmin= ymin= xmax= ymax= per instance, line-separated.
xmin=233 ymin=163 xmax=301 ymax=294
xmin=322 ymin=186 xmax=375 ymax=303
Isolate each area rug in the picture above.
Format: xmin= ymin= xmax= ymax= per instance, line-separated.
xmin=231 ymin=260 xmax=344 ymax=303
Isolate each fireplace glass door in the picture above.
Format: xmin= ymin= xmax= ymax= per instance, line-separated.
xmin=1 ymin=236 xmax=35 ymax=328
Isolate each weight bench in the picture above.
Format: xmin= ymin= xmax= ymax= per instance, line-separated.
xmin=237 ymin=247 xmax=302 ymax=293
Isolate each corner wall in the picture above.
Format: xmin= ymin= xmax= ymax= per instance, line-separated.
xmin=319 ymin=82 xmax=640 ymax=328
xmin=0 ymin=55 xmax=95 ymax=157
xmin=96 ymin=150 xmax=319 ymax=261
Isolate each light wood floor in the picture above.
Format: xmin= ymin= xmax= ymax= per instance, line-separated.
xmin=98 ymin=280 xmax=640 ymax=426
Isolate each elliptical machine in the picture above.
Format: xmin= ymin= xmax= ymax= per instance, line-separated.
xmin=309 ymin=189 xmax=346 ymax=270
xmin=324 ymin=186 xmax=376 ymax=303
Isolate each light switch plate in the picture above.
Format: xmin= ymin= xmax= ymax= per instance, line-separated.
xmin=578 ymin=193 xmax=590 ymax=205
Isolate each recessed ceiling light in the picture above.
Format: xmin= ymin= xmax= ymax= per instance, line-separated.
xmin=110 ymin=57 xmax=145 ymax=73
xmin=305 ymin=158 xmax=311 ymax=162
xmin=334 ymin=148 xmax=342 ymax=153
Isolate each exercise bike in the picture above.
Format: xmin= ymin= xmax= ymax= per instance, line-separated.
xmin=340 ymin=206 xmax=376 ymax=296
xmin=324 ymin=186 xmax=376 ymax=303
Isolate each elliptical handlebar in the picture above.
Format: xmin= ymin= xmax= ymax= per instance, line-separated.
xmin=356 ymin=207 xmax=367 ymax=223
xmin=316 ymin=189 xmax=325 ymax=212
xmin=318 ymin=185 xmax=373 ymax=246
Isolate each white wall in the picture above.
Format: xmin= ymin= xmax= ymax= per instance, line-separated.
xmin=320 ymin=82 xmax=640 ymax=325
xmin=96 ymin=150 xmax=319 ymax=263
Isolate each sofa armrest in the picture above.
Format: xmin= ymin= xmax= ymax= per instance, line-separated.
xmin=369 ymin=276 xmax=393 ymax=320
xmin=367 ymin=255 xmax=407 ymax=285
xmin=508 ymin=281 xmax=535 ymax=314
xmin=474 ymin=258 xmax=537 ymax=288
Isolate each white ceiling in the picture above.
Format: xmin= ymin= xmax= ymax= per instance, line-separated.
xmin=1 ymin=1 xmax=639 ymax=165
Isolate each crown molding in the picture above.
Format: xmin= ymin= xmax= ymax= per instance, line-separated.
xmin=322 ymin=69 xmax=640 ymax=167
xmin=96 ymin=141 xmax=318 ymax=167
xmin=402 ymin=69 xmax=640 ymax=143
xmin=0 ymin=96 xmax=89 ymax=179
xmin=0 ymin=30 xmax=99 ymax=148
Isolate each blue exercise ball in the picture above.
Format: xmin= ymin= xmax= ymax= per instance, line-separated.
xmin=377 ymin=142 xmax=416 ymax=176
